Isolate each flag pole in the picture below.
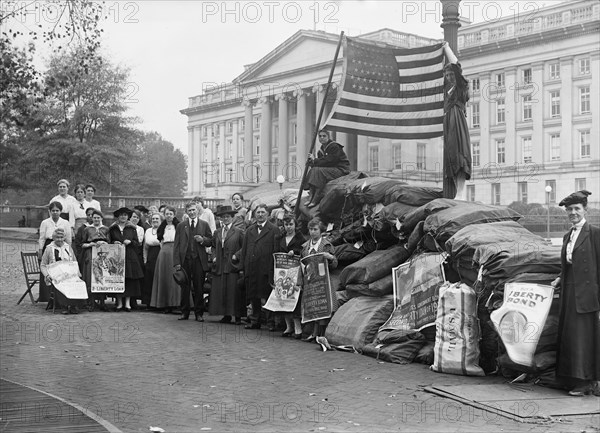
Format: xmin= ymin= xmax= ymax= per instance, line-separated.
xmin=294 ymin=31 xmax=344 ymax=217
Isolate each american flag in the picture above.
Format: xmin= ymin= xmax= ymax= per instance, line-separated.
xmin=325 ymin=37 xmax=446 ymax=140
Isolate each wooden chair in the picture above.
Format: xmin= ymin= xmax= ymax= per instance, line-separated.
xmin=18 ymin=252 xmax=40 ymax=305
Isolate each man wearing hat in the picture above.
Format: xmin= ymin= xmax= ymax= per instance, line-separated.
xmin=209 ymin=205 xmax=244 ymax=324
xmin=552 ymin=190 xmax=600 ymax=396
xmin=174 ymin=201 xmax=213 ymax=321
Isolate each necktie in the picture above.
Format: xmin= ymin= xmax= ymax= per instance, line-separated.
xmin=191 ymin=220 xmax=195 ymax=231
xmin=222 ymin=225 xmax=228 ymax=246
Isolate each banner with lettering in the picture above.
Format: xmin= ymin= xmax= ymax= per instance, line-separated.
xmin=264 ymin=253 xmax=302 ymax=312
xmin=300 ymin=253 xmax=335 ymax=323
xmin=490 ymin=283 xmax=554 ymax=366
xmin=91 ymin=244 xmax=125 ymax=293
xmin=379 ymin=253 xmax=446 ymax=334
xmin=47 ymin=260 xmax=88 ymax=299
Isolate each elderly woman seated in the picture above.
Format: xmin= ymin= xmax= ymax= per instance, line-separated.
xmin=304 ymin=129 xmax=350 ymax=208
xmin=40 ymin=228 xmax=85 ymax=314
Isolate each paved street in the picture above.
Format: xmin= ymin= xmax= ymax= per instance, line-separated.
xmin=1 ymin=238 xmax=598 ymax=433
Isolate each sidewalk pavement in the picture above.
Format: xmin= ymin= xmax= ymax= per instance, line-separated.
xmin=1 ymin=239 xmax=598 ymax=433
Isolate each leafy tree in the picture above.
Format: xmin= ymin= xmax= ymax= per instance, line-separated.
xmin=129 ymin=132 xmax=187 ymax=197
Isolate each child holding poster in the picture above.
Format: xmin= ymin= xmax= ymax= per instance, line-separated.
xmin=300 ymin=218 xmax=337 ymax=342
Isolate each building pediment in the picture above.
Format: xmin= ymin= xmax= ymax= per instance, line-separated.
xmin=234 ymin=30 xmax=340 ymax=85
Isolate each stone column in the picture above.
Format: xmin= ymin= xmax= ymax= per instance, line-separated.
xmin=560 ymin=56 xmax=573 ymax=162
xmin=276 ymin=93 xmax=289 ymax=177
xmin=505 ymin=67 xmax=516 ymax=165
xmin=531 ymin=62 xmax=544 ymax=166
xmin=379 ymin=138 xmax=393 ymax=171
xmin=219 ymin=121 xmax=226 ymax=184
xmin=193 ymin=126 xmax=202 ymax=194
xmin=187 ymin=126 xmax=194 ymax=195
xmin=357 ymin=135 xmax=368 ymax=171
xmin=294 ymin=89 xmax=308 ymax=180
xmin=440 ymin=0 xmax=461 ymax=54
xmin=243 ymin=100 xmax=254 ymax=183
xmin=259 ymin=97 xmax=272 ymax=182
xmin=591 ymin=52 xmax=600 ymax=161
xmin=479 ymin=72 xmax=491 ymax=167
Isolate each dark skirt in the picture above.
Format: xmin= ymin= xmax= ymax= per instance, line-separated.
xmin=209 ymin=272 xmax=240 ymax=316
xmin=142 ymin=245 xmax=160 ymax=305
xmin=38 ymin=238 xmax=53 ymax=302
xmin=556 ymin=266 xmax=600 ymax=383
xmin=306 ymin=166 xmax=348 ymax=190
xmin=52 ymin=285 xmax=86 ymax=310
xmin=121 ymin=278 xmax=141 ymax=298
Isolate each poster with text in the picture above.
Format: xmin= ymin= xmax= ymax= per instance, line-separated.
xmin=300 ymin=253 xmax=334 ymax=323
xmin=91 ymin=244 xmax=125 ymax=293
xmin=379 ymin=253 xmax=446 ymax=334
xmin=47 ymin=260 xmax=88 ymax=299
xmin=491 ymin=283 xmax=554 ymax=367
xmin=264 ymin=253 xmax=302 ymax=312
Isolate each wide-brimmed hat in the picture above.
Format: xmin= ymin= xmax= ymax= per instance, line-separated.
xmin=173 ymin=268 xmax=188 ymax=286
xmin=216 ymin=205 xmax=236 ymax=217
xmin=113 ymin=207 xmax=133 ymax=218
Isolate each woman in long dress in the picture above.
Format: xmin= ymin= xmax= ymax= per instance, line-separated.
xmin=38 ymin=201 xmax=72 ymax=303
xmin=80 ymin=209 xmax=110 ymax=311
xmin=142 ymin=213 xmax=162 ymax=308
xmin=108 ymin=207 xmax=144 ymax=312
xmin=150 ymin=206 xmax=181 ymax=313
xmin=209 ymin=206 xmax=243 ymax=323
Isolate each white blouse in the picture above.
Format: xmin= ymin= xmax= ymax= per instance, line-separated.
xmin=49 ymin=194 xmax=78 ymax=227
xmin=84 ymin=199 xmax=102 ymax=212
xmin=38 ymin=217 xmax=72 ymax=249
xmin=162 ymin=224 xmax=176 ymax=243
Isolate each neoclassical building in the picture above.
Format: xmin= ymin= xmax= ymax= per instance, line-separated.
xmin=181 ymin=0 xmax=599 ymax=207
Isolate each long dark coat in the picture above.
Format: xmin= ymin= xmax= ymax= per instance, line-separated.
xmin=238 ymin=221 xmax=279 ymax=299
xmin=108 ymin=223 xmax=144 ymax=280
xmin=278 ymin=231 xmax=306 ymax=256
xmin=212 ymin=225 xmax=243 ymax=275
xmin=557 ymin=221 xmax=600 ymax=382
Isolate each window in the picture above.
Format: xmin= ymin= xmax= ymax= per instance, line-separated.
xmin=392 ymin=143 xmax=402 ymax=169
xmin=575 ymin=178 xmax=586 ymax=191
xmin=579 ymin=58 xmax=590 ymax=75
xmin=292 ymin=123 xmax=297 ymax=145
xmin=550 ymin=91 xmax=560 ymax=117
xmin=472 ymin=142 xmax=480 ymax=167
xmin=253 ymin=115 xmax=261 ymax=130
xmin=417 ymin=143 xmax=426 ymax=170
xmin=496 ymin=72 xmax=505 ymax=87
xmin=580 ymin=86 xmax=590 ymax=114
xmin=522 ymin=136 xmax=532 ymax=163
xmin=202 ymin=126 xmax=208 ymax=137
xmin=471 ymin=102 xmax=480 ymax=127
xmin=522 ymin=68 xmax=532 ymax=84
xmin=545 ymin=180 xmax=556 ymax=203
xmin=496 ymin=98 xmax=505 ymax=124
xmin=238 ymin=137 xmax=244 ymax=157
xmin=253 ymin=135 xmax=259 ymax=155
xmin=518 ymin=182 xmax=528 ymax=204
xmin=226 ymin=138 xmax=233 ymax=159
xmin=239 ymin=119 xmax=245 ymax=132
xmin=496 ymin=139 xmax=506 ymax=164
xmin=550 ymin=134 xmax=560 ymax=161
xmin=522 ymin=95 xmax=532 ymax=121
xmin=549 ymin=62 xmax=560 ymax=80
xmin=466 ymin=185 xmax=475 ymax=202
xmin=580 ymin=130 xmax=590 ymax=158
xmin=273 ymin=125 xmax=278 ymax=149
xmin=227 ymin=122 xmax=233 ymax=133
xmin=492 ymin=183 xmax=501 ymax=205
xmin=471 ymin=78 xmax=480 ymax=92
xmin=369 ymin=147 xmax=379 ymax=171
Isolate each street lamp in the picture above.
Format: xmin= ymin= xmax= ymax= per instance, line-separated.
xmin=276 ymin=175 xmax=285 ymax=191
xmin=545 ymin=185 xmax=552 ymax=240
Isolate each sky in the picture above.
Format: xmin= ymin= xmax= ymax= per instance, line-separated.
xmin=5 ymin=0 xmax=562 ymax=155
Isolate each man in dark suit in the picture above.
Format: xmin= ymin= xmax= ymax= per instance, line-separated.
xmin=233 ymin=204 xmax=279 ymax=329
xmin=552 ymin=190 xmax=600 ymax=396
xmin=174 ymin=201 xmax=213 ymax=321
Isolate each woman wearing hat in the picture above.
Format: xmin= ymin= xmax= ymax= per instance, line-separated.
xmin=209 ymin=205 xmax=244 ymax=324
xmin=81 ymin=209 xmax=110 ymax=311
xmin=552 ymin=190 xmax=600 ymax=396
xmin=40 ymin=228 xmax=84 ymax=314
xmin=108 ymin=207 xmax=144 ymax=312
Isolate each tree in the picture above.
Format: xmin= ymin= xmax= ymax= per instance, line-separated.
xmin=20 ymin=45 xmax=139 ymax=197
xmin=129 ymin=132 xmax=187 ymax=197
